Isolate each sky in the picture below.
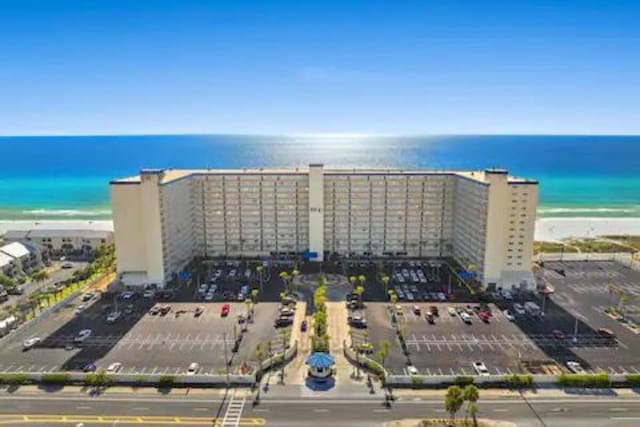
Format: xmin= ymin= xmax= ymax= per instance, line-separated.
xmin=1 ymin=0 xmax=639 ymax=136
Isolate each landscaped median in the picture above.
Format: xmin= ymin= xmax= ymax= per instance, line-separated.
xmin=382 ymin=372 xmax=640 ymax=390
xmin=0 ymin=371 xmax=255 ymax=389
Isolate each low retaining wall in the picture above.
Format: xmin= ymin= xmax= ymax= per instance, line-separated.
xmin=343 ymin=339 xmax=388 ymax=379
xmin=257 ymin=340 xmax=298 ymax=376
xmin=384 ymin=373 xmax=632 ymax=388
xmin=0 ymin=372 xmax=255 ymax=387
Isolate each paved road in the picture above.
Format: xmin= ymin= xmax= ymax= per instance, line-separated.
xmin=1 ymin=389 xmax=640 ymax=426
xmin=1 ymin=261 xmax=87 ymax=309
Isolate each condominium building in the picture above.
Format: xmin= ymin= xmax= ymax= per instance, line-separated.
xmin=110 ymin=165 xmax=538 ymax=289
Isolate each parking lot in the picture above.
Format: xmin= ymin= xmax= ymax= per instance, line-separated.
xmin=0 ymin=286 xmax=293 ymax=375
xmin=349 ymin=259 xmax=640 ymax=376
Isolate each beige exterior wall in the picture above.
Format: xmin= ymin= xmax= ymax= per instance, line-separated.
xmin=111 ymin=166 xmax=538 ymax=289
xmin=308 ymin=164 xmax=325 ymax=260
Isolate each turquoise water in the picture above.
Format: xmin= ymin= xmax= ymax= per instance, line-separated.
xmin=0 ymin=134 xmax=638 ymax=220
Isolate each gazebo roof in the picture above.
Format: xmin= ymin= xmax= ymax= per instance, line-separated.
xmin=305 ymin=352 xmax=335 ymax=369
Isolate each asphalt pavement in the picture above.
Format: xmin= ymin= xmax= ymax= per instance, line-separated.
xmin=1 ymin=387 xmax=640 ymax=426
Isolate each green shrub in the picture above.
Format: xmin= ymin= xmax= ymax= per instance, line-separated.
xmin=157 ymin=375 xmax=176 ymax=388
xmin=312 ymin=334 xmax=330 ymax=353
xmin=410 ymin=376 xmax=424 ymax=386
xmin=0 ymin=373 xmax=29 ymax=386
xmin=453 ymin=376 xmax=474 ymax=386
xmin=505 ymin=374 xmax=533 ymax=389
xmin=625 ymin=374 xmax=640 ymax=386
xmin=558 ymin=373 xmax=610 ymax=388
xmin=41 ymin=373 xmax=70 ymax=385
xmin=365 ymin=359 xmax=385 ymax=379
xmin=84 ymin=370 xmax=112 ymax=388
xmin=132 ymin=374 xmax=146 ymax=387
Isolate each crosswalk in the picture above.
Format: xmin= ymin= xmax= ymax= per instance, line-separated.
xmin=221 ymin=391 xmax=246 ymax=427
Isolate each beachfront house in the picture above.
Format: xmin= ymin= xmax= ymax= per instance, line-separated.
xmin=3 ymin=229 xmax=113 ymax=258
xmin=0 ymin=241 xmax=41 ymax=278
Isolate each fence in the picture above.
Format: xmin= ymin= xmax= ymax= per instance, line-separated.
xmin=535 ymin=252 xmax=640 ymax=271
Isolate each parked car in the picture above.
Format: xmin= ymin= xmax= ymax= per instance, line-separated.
xmin=107 ymin=362 xmax=122 ymax=373
xmin=83 ymin=363 xmax=97 ymax=372
xmin=348 ymin=314 xmax=367 ymax=328
xmin=82 ymin=293 xmax=94 ymax=302
xmin=412 ymin=305 xmax=421 ymax=315
xmin=143 ymin=290 xmax=155 ymax=299
xmin=501 ymin=290 xmax=513 ymax=300
xmin=124 ymin=304 xmax=134 ymax=315
xmin=406 ymin=365 xmax=419 ymax=376
xmin=478 ymin=310 xmax=491 ymax=323
xmin=159 ymin=305 xmax=171 ymax=315
xmin=503 ymin=309 xmax=515 ymax=321
xmin=74 ymin=329 xmax=92 ymax=343
xmin=394 ymin=305 xmax=404 ymax=315
xmin=194 ymin=306 xmax=204 ymax=317
xmin=448 ymin=306 xmax=457 ymax=316
xmin=473 ymin=361 xmax=490 ymax=376
xmin=61 ymin=263 xmax=74 ymax=269
xmin=597 ymin=328 xmax=616 ymax=339
xmin=23 ymin=336 xmax=40 ymax=350
xmin=513 ymin=303 xmax=526 ymax=315
xmin=204 ymin=293 xmax=214 ymax=302
xmin=221 ymin=303 xmax=230 ymax=316
xmin=426 ymin=313 xmax=435 ymax=324
xmin=552 ymin=330 xmax=565 ymax=339
xmin=106 ymin=311 xmax=121 ymax=323
xmin=429 ymin=306 xmax=439 ymax=316
xmin=460 ymin=312 xmax=472 ymax=324
xmin=275 ymin=316 xmax=293 ymax=327
xmin=566 ymin=361 xmax=585 ymax=374
xmin=149 ymin=306 xmax=160 ymax=315
xmin=186 ymin=362 xmax=200 ymax=375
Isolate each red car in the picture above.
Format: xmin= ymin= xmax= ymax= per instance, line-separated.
xmin=478 ymin=310 xmax=490 ymax=323
xmin=552 ymin=330 xmax=565 ymax=339
xmin=220 ymin=303 xmax=230 ymax=317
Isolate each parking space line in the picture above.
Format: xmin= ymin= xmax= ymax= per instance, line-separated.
xmin=495 ymin=367 xmax=502 ymax=375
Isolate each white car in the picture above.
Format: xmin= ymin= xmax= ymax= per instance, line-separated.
xmin=143 ymin=290 xmax=155 ymax=299
xmin=473 ymin=361 xmax=490 ymax=376
xmin=502 ymin=290 xmax=513 ymax=300
xmin=23 ymin=336 xmax=41 ymax=350
xmin=121 ymin=291 xmax=134 ymax=300
xmin=107 ymin=362 xmax=122 ymax=373
xmin=106 ymin=311 xmax=121 ymax=323
xmin=186 ymin=362 xmax=200 ymax=375
xmin=448 ymin=307 xmax=457 ymax=316
xmin=198 ymin=283 xmax=208 ymax=293
xmin=204 ymin=292 xmax=214 ymax=301
xmin=74 ymin=304 xmax=86 ymax=315
xmin=566 ymin=361 xmax=585 ymax=374
xmin=513 ymin=303 xmax=525 ymax=315
xmin=503 ymin=309 xmax=515 ymax=321
xmin=74 ymin=329 xmax=92 ymax=343
xmin=406 ymin=365 xmax=419 ymax=376
xmin=460 ymin=312 xmax=472 ymax=324
xmin=437 ymin=292 xmax=447 ymax=301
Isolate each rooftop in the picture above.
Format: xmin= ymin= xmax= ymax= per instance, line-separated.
xmin=110 ymin=165 xmax=538 ymax=186
xmin=0 ymin=242 xmax=34 ymax=259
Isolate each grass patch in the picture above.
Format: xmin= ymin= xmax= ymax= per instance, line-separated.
xmin=453 ymin=376 xmax=474 ymax=386
xmin=157 ymin=375 xmax=176 ymax=388
xmin=505 ymin=373 xmax=533 ymax=389
xmin=41 ymin=373 xmax=70 ymax=385
xmin=534 ymin=241 xmax=579 ymax=254
xmin=0 ymin=373 xmax=30 ymax=386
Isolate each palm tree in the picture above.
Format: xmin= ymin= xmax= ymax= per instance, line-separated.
xmin=380 ymin=275 xmax=390 ymax=296
xmin=32 ymin=269 xmax=49 ymax=283
xmin=444 ymin=385 xmax=464 ymax=422
xmin=468 ymin=401 xmax=479 ymax=427
xmin=376 ymin=339 xmax=391 ymax=369
xmin=256 ymin=266 xmax=264 ymax=291
xmin=255 ymin=344 xmax=264 ymax=368
xmin=354 ymin=285 xmax=365 ymax=308
xmin=357 ymin=274 xmax=366 ymax=287
xmin=349 ymin=276 xmax=357 ymax=289
xmin=279 ymin=271 xmax=290 ymax=293
xmin=250 ymin=289 xmax=259 ymax=304
xmin=462 ymin=384 xmax=480 ymax=424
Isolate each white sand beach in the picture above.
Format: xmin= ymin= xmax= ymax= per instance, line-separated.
xmin=0 ymin=220 xmax=114 ymax=236
xmin=535 ymin=217 xmax=640 ymax=241
xmin=2 ymin=218 xmax=640 ymax=242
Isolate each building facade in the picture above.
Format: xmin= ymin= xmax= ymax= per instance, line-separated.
xmin=110 ymin=165 xmax=538 ymax=289
xmin=3 ymin=229 xmax=113 ymax=257
xmin=0 ymin=242 xmax=40 ymax=278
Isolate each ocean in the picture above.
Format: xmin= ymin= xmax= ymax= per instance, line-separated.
xmin=0 ymin=134 xmax=639 ymax=220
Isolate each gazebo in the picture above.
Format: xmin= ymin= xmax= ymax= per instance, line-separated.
xmin=305 ymin=352 xmax=335 ymax=380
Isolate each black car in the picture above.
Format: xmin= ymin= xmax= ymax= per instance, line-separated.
xmin=275 ymin=316 xmax=293 ymax=327
xmin=6 ymin=287 xmax=24 ymax=295
xmin=83 ymin=363 xmax=97 ymax=372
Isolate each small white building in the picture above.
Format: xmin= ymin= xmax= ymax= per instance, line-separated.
xmin=3 ymin=229 xmax=113 ymax=256
xmin=0 ymin=242 xmax=40 ymax=278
